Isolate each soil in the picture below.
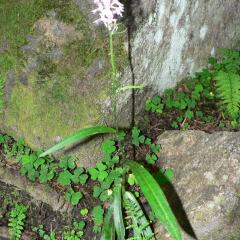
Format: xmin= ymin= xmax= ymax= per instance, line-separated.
xmin=0 ymin=141 xmax=100 ymax=240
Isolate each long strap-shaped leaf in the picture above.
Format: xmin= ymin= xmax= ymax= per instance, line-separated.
xmin=126 ymin=160 xmax=182 ymax=240
xmin=101 ymin=205 xmax=115 ymax=240
xmin=113 ymin=183 xmax=125 ymax=240
xmin=39 ymin=126 xmax=116 ymax=157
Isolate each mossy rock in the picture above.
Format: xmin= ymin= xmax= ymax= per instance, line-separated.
xmin=0 ymin=0 xmax=128 ymax=166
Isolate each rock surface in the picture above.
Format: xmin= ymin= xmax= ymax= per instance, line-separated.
xmin=130 ymin=0 xmax=240 ymax=93
xmin=0 ymin=0 xmax=128 ymax=165
xmin=1 ymin=0 xmax=239 ymax=166
xmin=157 ymin=130 xmax=240 ymax=240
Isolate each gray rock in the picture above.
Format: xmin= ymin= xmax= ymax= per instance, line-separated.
xmin=4 ymin=71 xmax=15 ymax=104
xmin=21 ymin=35 xmax=42 ymax=54
xmin=19 ymin=72 xmax=28 ymax=86
xmin=157 ymin=130 xmax=240 ymax=239
xmin=45 ymin=48 xmax=63 ymax=60
xmin=128 ymin=0 xmax=240 ymax=93
xmin=85 ymin=59 xmax=106 ymax=79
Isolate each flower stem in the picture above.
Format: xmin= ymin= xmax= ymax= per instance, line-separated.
xmin=109 ymin=31 xmax=118 ymax=130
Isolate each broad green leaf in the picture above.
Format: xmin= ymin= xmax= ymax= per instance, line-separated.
xmin=113 ymin=183 xmax=125 ymax=240
xmin=39 ymin=126 xmax=116 ymax=157
xmin=126 ymin=160 xmax=182 ymax=240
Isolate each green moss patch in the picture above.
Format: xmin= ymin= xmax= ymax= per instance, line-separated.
xmin=1 ymin=0 xmax=128 ymax=158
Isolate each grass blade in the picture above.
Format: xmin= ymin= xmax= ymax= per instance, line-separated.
xmin=101 ymin=205 xmax=115 ymax=240
xmin=113 ymin=183 xmax=125 ymax=240
xmin=39 ymin=126 xmax=116 ymax=157
xmin=126 ymin=160 xmax=182 ymax=240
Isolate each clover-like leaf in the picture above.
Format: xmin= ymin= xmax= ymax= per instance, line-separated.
xmin=93 ymin=186 xmax=102 ymax=198
xmin=58 ymin=170 xmax=72 ymax=186
xmin=89 ymin=168 xmax=99 ymax=181
xmin=101 ymin=140 xmax=116 ymax=155
xmin=79 ymin=174 xmax=88 ymax=185
xmin=71 ymin=191 xmax=83 ymax=205
xmin=96 ymin=162 xmax=107 ymax=171
xmin=145 ymin=153 xmax=158 ymax=164
xmin=98 ymin=171 xmax=108 ymax=182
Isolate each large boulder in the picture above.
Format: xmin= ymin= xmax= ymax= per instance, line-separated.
xmin=157 ymin=130 xmax=240 ymax=239
xmin=0 ymin=0 xmax=128 ymax=165
xmin=0 ymin=0 xmax=239 ymax=165
xmin=130 ymin=0 xmax=240 ymax=92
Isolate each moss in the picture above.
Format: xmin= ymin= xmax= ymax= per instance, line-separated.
xmin=0 ymin=0 xmax=62 ymax=111
xmin=1 ymin=0 xmax=128 ymax=164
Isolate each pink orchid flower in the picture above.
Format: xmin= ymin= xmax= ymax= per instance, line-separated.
xmin=92 ymin=0 xmax=124 ymax=32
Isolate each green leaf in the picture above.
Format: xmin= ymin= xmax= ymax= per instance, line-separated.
xmin=39 ymin=126 xmax=116 ymax=157
xmin=156 ymin=169 xmax=174 ymax=185
xmin=185 ymin=110 xmax=194 ymax=119
xmin=59 ymin=158 xmax=68 ymax=169
xmin=113 ymin=183 xmax=125 ymax=240
xmin=98 ymin=171 xmax=108 ymax=182
xmin=67 ymin=157 xmax=76 ymax=169
xmin=117 ymin=131 xmax=126 ymax=141
xmin=21 ymin=154 xmax=35 ymax=166
xmin=71 ymin=191 xmax=83 ymax=205
xmin=80 ymin=208 xmax=89 ymax=216
xmin=164 ymin=169 xmax=174 ymax=182
xmin=126 ymin=160 xmax=182 ymax=240
xmin=215 ymin=71 xmax=240 ymax=119
xmin=100 ymin=206 xmax=115 ymax=240
xmin=93 ymin=205 xmax=104 ymax=226
xmin=58 ymin=170 xmax=72 ymax=186
xmin=127 ymin=174 xmax=136 ymax=186
xmin=89 ymin=168 xmax=99 ymax=180
xmin=145 ymin=138 xmax=152 ymax=145
xmin=124 ymin=191 xmax=154 ymax=239
xmin=93 ymin=186 xmax=102 ymax=198
xmin=102 ymin=139 xmax=116 ymax=155
xmin=150 ymin=143 xmax=161 ymax=154
xmin=79 ymin=174 xmax=88 ymax=185
xmin=96 ymin=162 xmax=107 ymax=171
xmin=145 ymin=153 xmax=158 ymax=164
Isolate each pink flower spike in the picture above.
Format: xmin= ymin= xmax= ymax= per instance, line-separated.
xmin=92 ymin=0 xmax=124 ymax=32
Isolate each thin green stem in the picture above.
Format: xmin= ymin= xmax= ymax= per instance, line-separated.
xmin=109 ymin=31 xmax=118 ymax=131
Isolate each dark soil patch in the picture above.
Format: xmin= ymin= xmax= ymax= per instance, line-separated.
xmin=0 ymin=143 xmax=100 ymax=240
xmin=0 ymin=180 xmax=100 ymax=239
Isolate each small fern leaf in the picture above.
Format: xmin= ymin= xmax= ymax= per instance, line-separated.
xmin=124 ymin=191 xmax=155 ymax=240
xmin=215 ymin=71 xmax=240 ymax=119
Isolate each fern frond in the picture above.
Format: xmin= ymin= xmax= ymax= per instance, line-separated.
xmin=215 ymin=71 xmax=240 ymax=119
xmin=8 ymin=204 xmax=27 ymax=240
xmin=124 ymin=191 xmax=155 ymax=240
